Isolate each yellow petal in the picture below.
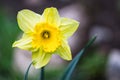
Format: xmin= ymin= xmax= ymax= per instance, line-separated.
xmin=56 ymin=40 xmax=72 ymax=60
xmin=60 ymin=18 xmax=79 ymax=39
xmin=17 ymin=9 xmax=41 ymax=33
xmin=12 ymin=34 xmax=32 ymax=50
xmin=32 ymin=49 xmax=52 ymax=69
xmin=41 ymin=7 xmax=60 ymax=26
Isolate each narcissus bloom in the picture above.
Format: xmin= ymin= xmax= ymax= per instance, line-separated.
xmin=13 ymin=7 xmax=79 ymax=69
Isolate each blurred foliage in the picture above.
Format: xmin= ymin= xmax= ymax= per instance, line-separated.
xmin=0 ymin=9 xmax=21 ymax=80
xmin=72 ymin=50 xmax=107 ymax=80
xmin=45 ymin=67 xmax=65 ymax=80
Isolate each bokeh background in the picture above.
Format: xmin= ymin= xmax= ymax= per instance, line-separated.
xmin=0 ymin=0 xmax=120 ymax=80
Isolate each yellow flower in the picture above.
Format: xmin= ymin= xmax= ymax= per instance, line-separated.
xmin=13 ymin=7 xmax=79 ymax=69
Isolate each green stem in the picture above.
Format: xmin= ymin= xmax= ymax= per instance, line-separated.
xmin=40 ymin=67 xmax=45 ymax=80
xmin=24 ymin=62 xmax=32 ymax=80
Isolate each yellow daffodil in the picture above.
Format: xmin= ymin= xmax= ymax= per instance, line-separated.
xmin=13 ymin=7 xmax=79 ymax=69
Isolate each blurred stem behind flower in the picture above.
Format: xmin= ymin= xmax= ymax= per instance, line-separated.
xmin=12 ymin=7 xmax=79 ymax=69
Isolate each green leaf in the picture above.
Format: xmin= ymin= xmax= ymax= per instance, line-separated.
xmin=61 ymin=36 xmax=96 ymax=80
xmin=24 ymin=62 xmax=32 ymax=80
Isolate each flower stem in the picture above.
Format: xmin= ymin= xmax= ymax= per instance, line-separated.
xmin=24 ymin=62 xmax=32 ymax=80
xmin=40 ymin=67 xmax=45 ymax=80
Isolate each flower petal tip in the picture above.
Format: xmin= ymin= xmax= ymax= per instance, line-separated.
xmin=12 ymin=42 xmax=16 ymax=47
xmin=67 ymin=56 xmax=72 ymax=61
xmin=32 ymin=61 xmax=45 ymax=69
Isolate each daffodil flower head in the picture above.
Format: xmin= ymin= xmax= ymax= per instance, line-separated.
xmin=13 ymin=7 xmax=79 ymax=69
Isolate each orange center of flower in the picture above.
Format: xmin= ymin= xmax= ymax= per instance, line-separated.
xmin=42 ymin=31 xmax=50 ymax=39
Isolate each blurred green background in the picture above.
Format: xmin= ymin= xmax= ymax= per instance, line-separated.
xmin=0 ymin=0 xmax=120 ymax=80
